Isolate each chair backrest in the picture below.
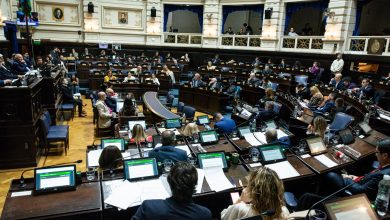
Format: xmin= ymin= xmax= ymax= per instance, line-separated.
xmin=40 ymin=115 xmax=50 ymax=135
xmin=271 ymin=82 xmax=279 ymax=91
xmin=167 ymin=94 xmax=175 ymax=104
xmin=43 ymin=111 xmax=52 ymax=125
xmin=273 ymin=102 xmax=282 ymax=114
xmin=295 ymin=75 xmax=308 ymax=86
xmin=178 ymin=102 xmax=185 ymax=113
xmin=182 ymin=106 xmax=196 ymax=119
xmin=235 ymin=86 xmax=242 ymax=98
xmin=329 ymin=112 xmax=354 ymax=132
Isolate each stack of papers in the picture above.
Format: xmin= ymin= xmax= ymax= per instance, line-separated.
xmin=204 ymin=166 xmax=234 ymax=192
xmin=175 ymin=145 xmax=192 ymax=157
xmin=244 ymin=133 xmax=262 ymax=146
xmin=314 ymin=154 xmax=337 ymax=168
xmin=253 ymin=132 xmax=267 ymax=144
xmin=277 ymin=129 xmax=289 ymax=138
xmin=265 ymin=161 xmax=300 ymax=179
xmin=158 ymin=128 xmax=181 ymax=136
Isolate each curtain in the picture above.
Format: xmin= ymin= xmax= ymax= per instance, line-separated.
xmin=353 ymin=0 xmax=373 ymax=36
xmin=163 ymin=4 xmax=204 ymax=32
xmin=222 ymin=5 xmax=264 ymax=33
xmin=284 ymin=0 xmax=329 ymax=34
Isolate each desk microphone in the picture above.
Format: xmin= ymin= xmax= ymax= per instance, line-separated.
xmin=19 ymin=160 xmax=83 ymax=188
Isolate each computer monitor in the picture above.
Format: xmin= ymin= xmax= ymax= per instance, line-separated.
xmin=34 ymin=165 xmax=77 ymax=194
xmin=123 ymin=157 xmax=159 ymax=181
xmin=101 ymin=138 xmax=125 ymax=151
xmin=199 ymin=130 xmax=219 ymax=145
xmin=165 ymin=118 xmax=182 ymax=129
xmin=264 ymin=120 xmax=277 ymax=129
xmin=128 ymin=120 xmax=146 ymax=131
xmin=197 ymin=151 xmax=227 ymax=169
xmin=116 ymin=101 xmax=124 ymax=113
xmin=324 ymin=194 xmax=378 ymax=220
xmin=258 ymin=144 xmax=286 ymax=164
xmin=306 ymin=136 xmax=327 ymax=155
xmin=237 ymin=126 xmax=251 ymax=138
xmin=358 ymin=122 xmax=372 ymax=135
xmin=197 ymin=115 xmax=210 ymax=125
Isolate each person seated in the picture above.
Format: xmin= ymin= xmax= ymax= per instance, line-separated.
xmin=130 ymin=66 xmax=143 ymax=77
xmin=123 ymin=72 xmax=137 ymax=83
xmin=256 ymin=101 xmax=276 ymax=122
xmin=264 ymin=88 xmax=276 ymax=102
xmin=221 ymin=167 xmax=289 ymax=220
xmin=278 ymin=58 xmax=288 ymax=69
xmin=191 ymin=73 xmax=205 ymax=88
xmin=288 ymin=27 xmax=299 ymax=36
xmin=260 ymin=77 xmax=272 ymax=89
xmin=384 ymin=72 xmax=390 ymax=83
xmin=224 ymin=27 xmax=234 ymax=35
xmin=96 ymin=91 xmax=113 ymax=129
xmin=329 ymin=73 xmax=344 ymax=91
xmin=225 ymin=82 xmax=237 ymax=97
xmin=265 ymin=128 xmax=291 ymax=148
xmin=298 ymin=139 xmax=390 ymax=211
xmin=23 ymin=53 xmax=33 ymax=68
xmin=0 ymin=56 xmax=18 ymax=80
xmin=330 ymin=98 xmax=345 ymax=120
xmin=214 ymin=112 xmax=236 ymax=134
xmin=104 ymin=69 xmax=117 ymax=82
xmin=315 ymin=92 xmax=336 ymax=114
xmin=33 ymin=56 xmax=46 ymax=70
xmin=247 ymin=72 xmax=260 ymax=86
xmin=70 ymin=74 xmax=80 ymax=94
xmin=99 ymin=50 xmax=107 ymax=58
xmin=262 ymin=64 xmax=273 ymax=75
xmin=293 ymin=60 xmax=302 ymax=70
xmin=252 ymin=57 xmax=261 ymax=67
xmin=206 ymin=61 xmax=216 ymax=71
xmin=266 ymin=58 xmax=273 ymax=66
xmin=98 ymin=145 xmax=123 ymax=170
xmin=0 ymin=79 xmax=12 ymax=87
xmin=211 ymin=54 xmax=220 ymax=65
xmin=60 ymin=78 xmax=86 ymax=117
xmin=130 ymin=124 xmax=153 ymax=144
xmin=132 ymin=161 xmax=212 ymax=220
xmin=309 ymin=61 xmax=320 ymax=78
xmin=145 ymin=74 xmax=160 ymax=86
xmin=306 ymin=86 xmax=323 ymax=107
xmin=148 ymin=130 xmax=188 ymax=163
xmin=153 ymin=51 xmax=163 ymax=62
xmin=181 ymin=123 xmax=200 ymax=139
xmin=162 ymin=65 xmax=175 ymax=84
xmin=208 ymin=77 xmax=220 ymax=91
xmin=253 ymin=65 xmax=262 ymax=74
xmin=342 ymin=77 xmax=358 ymax=90
xmin=119 ymin=96 xmax=138 ymax=117
xmin=11 ymin=53 xmax=29 ymax=75
xmin=296 ymin=84 xmax=310 ymax=100
xmin=105 ymin=88 xmax=117 ymax=111
xmin=353 ymin=78 xmax=375 ymax=100
xmin=307 ymin=116 xmax=328 ymax=139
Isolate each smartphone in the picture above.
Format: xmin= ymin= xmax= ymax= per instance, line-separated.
xmin=230 ymin=192 xmax=240 ymax=203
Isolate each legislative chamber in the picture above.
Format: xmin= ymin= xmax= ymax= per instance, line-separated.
xmin=0 ymin=0 xmax=390 ymax=219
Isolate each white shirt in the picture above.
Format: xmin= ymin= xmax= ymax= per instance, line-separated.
xmin=166 ymin=70 xmax=175 ymax=83
xmin=221 ymin=202 xmax=289 ymax=220
xmin=146 ymin=77 xmax=160 ymax=86
xmin=288 ymin=32 xmax=299 ymax=37
xmin=123 ymin=76 xmax=137 ymax=82
xmin=330 ymin=59 xmax=344 ymax=73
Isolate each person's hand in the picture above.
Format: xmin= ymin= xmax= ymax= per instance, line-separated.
xmin=21 ymin=60 xmax=26 ymax=64
xmin=342 ymin=174 xmax=357 ymax=180
xmin=4 ymin=79 xmax=12 ymax=85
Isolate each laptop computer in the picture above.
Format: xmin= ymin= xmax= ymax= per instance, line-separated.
xmin=165 ymin=118 xmax=182 ymax=129
xmin=123 ymin=157 xmax=159 ymax=181
xmin=237 ymin=126 xmax=252 ymax=138
xmin=324 ymin=194 xmax=378 ymax=220
xmin=197 ymin=115 xmax=210 ymax=125
xmin=306 ymin=136 xmax=328 ymax=155
xmin=116 ymin=100 xmax=124 ymax=113
xmin=34 ymin=165 xmax=77 ymax=195
xmin=258 ymin=144 xmax=286 ymax=164
xmin=199 ymin=130 xmax=219 ymax=145
xmin=197 ymin=151 xmax=228 ymax=170
xmin=101 ymin=138 xmax=125 ymax=151
xmin=128 ymin=120 xmax=146 ymax=131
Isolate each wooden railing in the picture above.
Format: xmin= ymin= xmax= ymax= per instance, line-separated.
xmin=280 ymin=36 xmax=324 ymax=51
xmin=219 ymin=35 xmax=262 ymax=47
xmin=163 ymin=33 xmax=202 ymax=45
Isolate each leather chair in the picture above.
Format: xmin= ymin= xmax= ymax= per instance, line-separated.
xmin=329 ymin=112 xmax=354 ymax=133
xmin=178 ymin=102 xmax=185 ymax=113
xmin=182 ymin=106 xmax=196 ymax=121
xmin=43 ymin=111 xmax=69 ymax=132
xmin=40 ymin=114 xmax=69 ymax=155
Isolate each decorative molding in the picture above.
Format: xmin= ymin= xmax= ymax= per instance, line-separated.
xmin=34 ymin=0 xmax=81 ymax=26
xmin=101 ymin=6 xmax=144 ymax=30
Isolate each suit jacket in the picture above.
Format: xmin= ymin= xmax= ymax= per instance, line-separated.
xmin=132 ymin=197 xmax=212 ymax=220
xmin=316 ymin=100 xmax=335 ymax=113
xmin=349 ymin=165 xmax=390 ymax=200
xmin=96 ymin=100 xmax=112 ymax=128
xmin=257 ymin=109 xmax=276 ymax=121
xmin=359 ymin=85 xmax=375 ymax=99
xmin=148 ymin=145 xmax=188 ymax=163
xmin=0 ymin=65 xmax=17 ymax=80
xmin=215 ymin=118 xmax=236 ymax=134
xmin=192 ymin=79 xmax=205 ymax=88
xmin=330 ymin=79 xmax=344 ymax=91
xmin=105 ymin=96 xmax=117 ymax=111
xmin=209 ymin=82 xmax=220 ymax=91
xmin=11 ymin=61 xmax=28 ymax=74
xmin=59 ymin=85 xmax=74 ymax=103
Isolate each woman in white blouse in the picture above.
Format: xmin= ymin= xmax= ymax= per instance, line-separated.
xmin=221 ymin=167 xmax=289 ymax=220
xmin=146 ymin=74 xmax=160 ymax=86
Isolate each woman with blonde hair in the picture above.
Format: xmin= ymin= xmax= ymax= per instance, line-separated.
xmin=264 ymin=88 xmax=275 ymax=102
xmin=308 ymin=86 xmax=323 ymax=107
xmin=221 ymin=167 xmax=289 ymax=220
xmin=307 ymin=116 xmax=328 ymax=138
xmin=130 ymin=124 xmax=152 ymax=144
xmin=181 ymin=123 xmax=200 ymax=137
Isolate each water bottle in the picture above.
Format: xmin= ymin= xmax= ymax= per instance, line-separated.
xmin=375 ymin=175 xmax=390 ymax=216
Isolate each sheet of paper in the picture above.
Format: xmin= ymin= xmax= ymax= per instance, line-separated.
xmin=314 ymin=154 xmax=338 ymax=168
xmin=204 ymin=167 xmax=234 ymax=192
xmin=301 ymin=154 xmax=311 ymax=159
xmin=175 ymin=145 xmax=192 ymax=157
xmin=277 ymin=129 xmax=289 ymax=138
xmin=249 ymin=162 xmax=262 ymax=168
xmin=265 ymin=161 xmax=300 ymax=179
xmin=138 ymin=178 xmax=170 ymax=203
xmin=231 ymin=137 xmax=240 ymax=141
xmin=244 ymin=133 xmax=262 ymax=146
xmin=104 ymin=180 xmax=141 ymax=210
xmin=87 ymin=149 xmax=103 ymax=167
xmin=11 ymin=190 xmax=32 ymax=197
xmin=253 ymin=132 xmax=267 ymax=144
xmin=196 ymin=169 xmax=205 ymax=193
xmin=159 ymin=175 xmax=172 ymax=196
xmin=158 ymin=128 xmax=180 ymax=135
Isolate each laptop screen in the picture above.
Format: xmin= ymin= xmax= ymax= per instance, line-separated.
xmin=34 ymin=165 xmax=76 ymax=192
xmin=197 ymin=151 xmax=227 ymax=169
xmin=123 ymin=158 xmax=159 ymax=181
xmin=238 ymin=126 xmax=251 ymax=137
xmin=101 ymin=138 xmax=125 ymax=151
xmin=264 ymin=120 xmax=277 ymax=129
xmin=197 ymin=115 xmax=210 ymax=125
xmin=324 ymin=194 xmax=378 ymax=220
xmin=128 ymin=120 xmax=146 ymax=131
xmin=259 ymin=144 xmax=286 ymax=162
xmin=116 ymin=101 xmax=124 ymax=113
xmin=165 ymin=118 xmax=182 ymax=129
xmin=199 ymin=130 xmax=219 ymax=144
xmin=306 ymin=136 xmax=327 ymax=155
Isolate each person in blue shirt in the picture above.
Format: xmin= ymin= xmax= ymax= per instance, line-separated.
xmin=148 ymin=130 xmax=188 ymax=163
xmin=329 ymin=73 xmax=344 ymax=91
xmin=132 ymin=161 xmax=212 ymax=220
xmin=214 ymin=112 xmax=236 ymax=134
xmin=265 ymin=128 xmax=291 ymax=148
xmin=315 ymin=92 xmax=336 ymax=114
xmin=0 ymin=79 xmax=12 ymax=87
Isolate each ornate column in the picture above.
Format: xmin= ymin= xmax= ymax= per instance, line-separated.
xmin=202 ymin=0 xmax=219 ymax=48
xmin=146 ymin=0 xmax=161 ymax=45
xmin=261 ymin=0 xmax=282 ymax=51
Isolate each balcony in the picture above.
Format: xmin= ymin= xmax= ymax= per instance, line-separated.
xmin=280 ymin=36 xmax=324 ymax=52
xmin=219 ymin=35 xmax=262 ymax=48
xmin=163 ymin=33 xmax=203 ymax=46
xmin=346 ymin=36 xmax=390 ymax=56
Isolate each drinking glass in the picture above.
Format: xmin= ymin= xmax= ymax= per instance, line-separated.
xmin=86 ymin=168 xmax=96 ymax=181
xmin=163 ymin=159 xmax=173 ymax=173
xmin=251 ymin=151 xmax=259 ymax=162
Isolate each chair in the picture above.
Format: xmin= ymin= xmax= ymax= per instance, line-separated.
xmin=270 ymin=82 xmax=279 ymax=91
xmin=40 ymin=114 xmax=69 ymax=155
xmin=165 ymin=94 xmax=175 ymax=110
xmin=59 ymin=102 xmax=75 ymax=121
xmin=43 ymin=111 xmax=69 ymax=132
xmin=284 ymin=192 xmax=298 ymax=212
xmin=177 ymin=102 xmax=185 ymax=113
xmin=234 ymin=86 xmax=242 ymax=99
xmin=182 ymin=106 xmax=196 ymax=121
xmin=295 ymin=75 xmax=308 ymax=86
xmin=329 ymin=112 xmax=354 ymax=133
xmin=273 ymin=102 xmax=282 ymax=114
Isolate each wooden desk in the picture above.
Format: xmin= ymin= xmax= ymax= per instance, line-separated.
xmin=179 ymin=85 xmax=229 ymax=114
xmin=1 ymin=180 xmax=102 ymax=220
xmin=347 ymin=138 xmax=377 ymax=160
xmin=186 ymin=135 xmax=237 ymax=153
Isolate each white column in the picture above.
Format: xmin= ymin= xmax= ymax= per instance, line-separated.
xmin=202 ymin=0 xmax=219 ymax=48
xmin=146 ymin=0 xmax=162 ymax=45
xmin=261 ymin=0 xmax=282 ymax=51
xmin=83 ymin=0 xmax=100 ymax=43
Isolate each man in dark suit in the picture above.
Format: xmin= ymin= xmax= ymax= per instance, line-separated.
xmin=132 ymin=161 xmax=212 ymax=220
xmin=214 ymin=112 xmax=236 ymax=134
xmin=0 ymin=56 xmax=18 ymax=80
xmin=208 ymin=77 xmax=220 ymax=91
xmin=59 ymin=78 xmax=86 ymax=117
xmin=191 ymin=73 xmax=205 ymax=88
xmin=0 ymin=79 xmax=12 ymax=87
xmin=315 ymin=92 xmax=335 ymax=114
xmin=329 ymin=73 xmax=344 ymax=91
xmin=296 ymin=84 xmax=311 ymax=100
xmin=353 ymin=78 xmax=375 ymax=100
xmin=148 ymin=130 xmax=188 ymax=163
xmin=265 ymin=128 xmax=291 ymax=148
xmin=11 ymin=54 xmax=29 ymax=75
xmin=256 ymin=101 xmax=276 ymax=122
xmin=105 ymin=88 xmax=117 ymax=111
xmin=247 ymin=72 xmax=260 ymax=86
xmin=298 ymin=139 xmax=390 ymax=210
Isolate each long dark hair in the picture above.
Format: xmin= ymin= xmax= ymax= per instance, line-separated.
xmin=167 ymin=162 xmax=197 ymax=204
xmin=98 ymin=145 xmax=123 ymax=169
